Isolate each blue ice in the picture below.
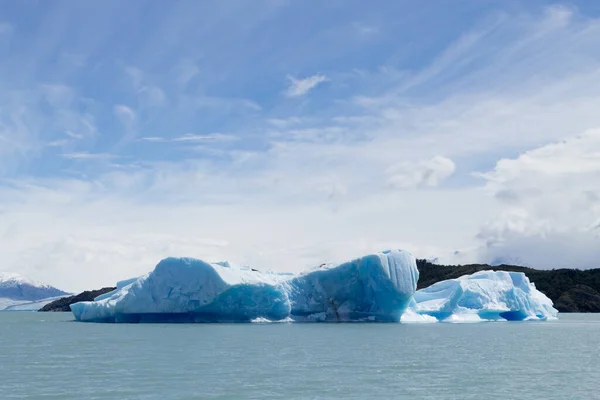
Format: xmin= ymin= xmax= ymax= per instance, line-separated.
xmin=409 ymin=270 xmax=558 ymax=322
xmin=70 ymin=249 xmax=419 ymax=323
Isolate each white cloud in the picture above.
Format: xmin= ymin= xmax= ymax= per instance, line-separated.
xmin=386 ymin=156 xmax=456 ymax=189
xmin=316 ymin=178 xmax=348 ymax=201
xmin=65 ymin=130 xmax=84 ymax=140
xmin=284 ymin=74 xmax=328 ymax=97
xmin=61 ymin=152 xmax=116 ymax=160
xmin=474 ymin=130 xmax=600 ymax=269
xmin=112 ymin=104 xmax=138 ymax=147
xmin=193 ymin=96 xmax=262 ymax=111
xmin=0 ymin=83 xmax=98 ymax=174
xmin=139 ymin=137 xmax=165 ymax=143
xmin=0 ymin=174 xmax=491 ymax=291
xmin=266 ymin=117 xmax=304 ymax=128
xmin=113 ymin=104 xmax=136 ymax=127
xmin=46 ymin=139 xmax=69 ymax=147
xmin=140 ymin=133 xmax=237 ymax=143
xmin=268 ymin=126 xmax=348 ymax=143
xmin=173 ymin=133 xmax=237 ymax=142
xmin=125 ymin=66 xmax=167 ymax=107
xmin=138 ymin=86 xmax=167 ymax=108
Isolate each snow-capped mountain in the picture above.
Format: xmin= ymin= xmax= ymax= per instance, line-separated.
xmin=0 ymin=272 xmax=69 ymax=310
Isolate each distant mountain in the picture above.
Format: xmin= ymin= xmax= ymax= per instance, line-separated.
xmin=0 ymin=272 xmax=69 ymax=309
xmin=416 ymin=260 xmax=600 ymax=313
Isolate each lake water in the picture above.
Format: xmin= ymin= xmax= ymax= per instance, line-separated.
xmin=0 ymin=312 xmax=598 ymax=399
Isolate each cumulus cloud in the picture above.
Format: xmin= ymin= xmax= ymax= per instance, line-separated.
xmin=386 ymin=156 xmax=456 ymax=189
xmin=284 ymin=74 xmax=328 ymax=97
xmin=475 ymin=130 xmax=600 ymax=269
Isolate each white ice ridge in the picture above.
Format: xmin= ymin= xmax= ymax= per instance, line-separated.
xmin=410 ymin=270 xmax=558 ymax=322
xmin=70 ymin=249 xmax=420 ymax=323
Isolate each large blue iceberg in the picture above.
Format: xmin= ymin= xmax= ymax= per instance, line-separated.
xmin=71 ymin=250 xmax=558 ymax=323
xmin=409 ymin=270 xmax=558 ymax=322
xmin=71 ymin=249 xmax=419 ymax=323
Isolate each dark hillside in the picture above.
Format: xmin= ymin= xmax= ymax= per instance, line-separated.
xmin=39 ymin=287 xmax=116 ymax=312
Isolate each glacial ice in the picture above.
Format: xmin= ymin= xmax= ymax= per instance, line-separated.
xmin=411 ymin=270 xmax=558 ymax=322
xmin=70 ymin=250 xmax=558 ymax=323
xmin=70 ymin=249 xmax=419 ymax=323
xmin=0 ymin=295 xmax=67 ymax=311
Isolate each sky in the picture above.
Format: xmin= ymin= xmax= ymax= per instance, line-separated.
xmin=2 ymin=1 xmax=600 ymax=291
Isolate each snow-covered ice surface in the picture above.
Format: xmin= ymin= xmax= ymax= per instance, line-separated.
xmin=70 ymin=249 xmax=419 ymax=323
xmin=411 ymin=270 xmax=558 ymax=322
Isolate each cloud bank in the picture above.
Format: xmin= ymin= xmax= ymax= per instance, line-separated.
xmin=1 ymin=3 xmax=600 ymax=290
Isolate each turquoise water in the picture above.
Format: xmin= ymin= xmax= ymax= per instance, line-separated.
xmin=0 ymin=313 xmax=598 ymax=399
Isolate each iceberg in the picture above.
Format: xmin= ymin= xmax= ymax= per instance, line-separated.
xmin=70 ymin=249 xmax=419 ymax=323
xmin=411 ymin=270 xmax=558 ymax=322
xmin=70 ymin=250 xmax=558 ymax=324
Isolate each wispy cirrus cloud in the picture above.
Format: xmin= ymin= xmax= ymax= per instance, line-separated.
xmin=114 ymin=104 xmax=136 ymax=124
xmin=65 ymin=130 xmax=85 ymax=140
xmin=124 ymin=66 xmax=167 ymax=108
xmin=284 ymin=74 xmax=328 ymax=97
xmin=113 ymin=104 xmax=137 ymax=143
xmin=61 ymin=152 xmax=116 ymax=160
xmin=266 ymin=117 xmax=305 ymax=128
xmin=140 ymin=133 xmax=237 ymax=143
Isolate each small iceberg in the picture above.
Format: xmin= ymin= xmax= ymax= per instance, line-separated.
xmin=411 ymin=270 xmax=558 ymax=322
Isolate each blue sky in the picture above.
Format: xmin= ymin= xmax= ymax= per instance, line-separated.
xmin=2 ymin=1 xmax=600 ymax=290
